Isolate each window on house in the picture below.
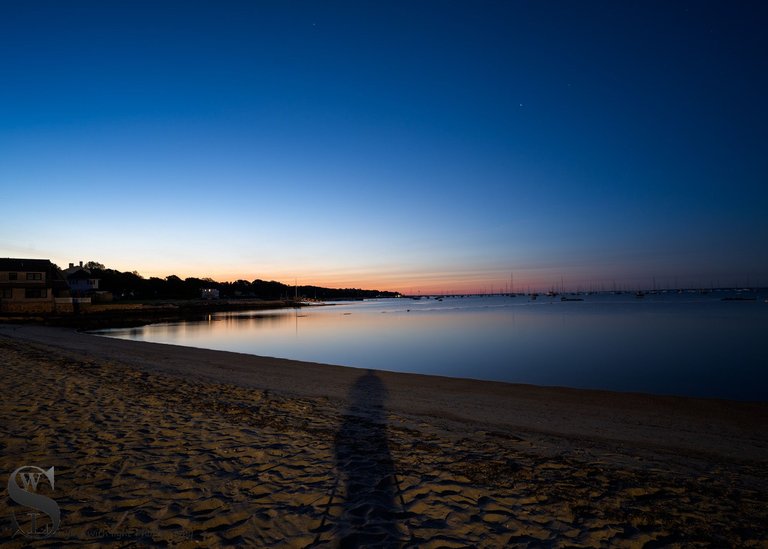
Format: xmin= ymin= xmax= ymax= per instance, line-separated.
xmin=0 ymin=289 xmax=12 ymax=298
xmin=25 ymin=289 xmax=47 ymax=299
xmin=9 ymin=272 xmax=18 ymax=280
xmin=26 ymin=272 xmax=43 ymax=281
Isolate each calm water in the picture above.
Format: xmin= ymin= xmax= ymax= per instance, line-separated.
xmin=93 ymin=294 xmax=768 ymax=401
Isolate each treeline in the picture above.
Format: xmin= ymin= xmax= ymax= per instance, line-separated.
xmin=85 ymin=266 xmax=397 ymax=301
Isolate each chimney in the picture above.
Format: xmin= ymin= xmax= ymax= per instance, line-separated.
xmin=79 ymin=261 xmax=83 ymax=268
xmin=69 ymin=263 xmax=74 ymax=269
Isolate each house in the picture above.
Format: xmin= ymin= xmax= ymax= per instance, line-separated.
xmin=63 ymin=261 xmax=100 ymax=296
xmin=201 ymin=288 xmax=220 ymax=299
xmin=0 ymin=258 xmax=72 ymax=313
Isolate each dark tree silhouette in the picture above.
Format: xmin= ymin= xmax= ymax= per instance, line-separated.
xmin=88 ymin=265 xmax=397 ymax=301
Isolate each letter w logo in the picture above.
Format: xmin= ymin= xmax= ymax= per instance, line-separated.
xmin=19 ymin=472 xmax=44 ymax=491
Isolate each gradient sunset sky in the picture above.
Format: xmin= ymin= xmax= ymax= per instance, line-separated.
xmin=1 ymin=1 xmax=766 ymax=293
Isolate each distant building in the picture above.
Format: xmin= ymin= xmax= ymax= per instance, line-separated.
xmin=201 ymin=288 xmax=220 ymax=300
xmin=63 ymin=261 xmax=100 ymax=295
xmin=0 ymin=258 xmax=72 ymax=313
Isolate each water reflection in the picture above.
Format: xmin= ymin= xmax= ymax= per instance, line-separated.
xmin=93 ymin=296 xmax=768 ymax=400
xmin=333 ymin=371 xmax=403 ymax=546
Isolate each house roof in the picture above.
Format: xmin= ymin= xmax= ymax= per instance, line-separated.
xmin=64 ymin=268 xmax=92 ymax=279
xmin=0 ymin=258 xmax=55 ymax=272
xmin=0 ymin=258 xmax=70 ymax=291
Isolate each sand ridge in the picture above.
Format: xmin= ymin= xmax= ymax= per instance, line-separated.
xmin=0 ymin=325 xmax=766 ymax=547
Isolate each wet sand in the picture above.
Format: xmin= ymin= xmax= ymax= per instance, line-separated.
xmin=0 ymin=324 xmax=766 ymax=547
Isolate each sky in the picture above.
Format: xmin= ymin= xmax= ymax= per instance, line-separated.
xmin=1 ymin=1 xmax=766 ymax=293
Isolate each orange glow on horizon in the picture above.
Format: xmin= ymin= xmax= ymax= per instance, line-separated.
xmin=64 ymin=257 xmax=699 ymax=296
xmin=122 ymin=265 xmax=552 ymax=296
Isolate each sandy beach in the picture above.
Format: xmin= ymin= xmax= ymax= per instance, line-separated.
xmin=0 ymin=324 xmax=766 ymax=547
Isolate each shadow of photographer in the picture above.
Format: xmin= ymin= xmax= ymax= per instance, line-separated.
xmin=332 ymin=370 xmax=405 ymax=548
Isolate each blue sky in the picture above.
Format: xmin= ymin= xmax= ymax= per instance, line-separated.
xmin=1 ymin=1 xmax=766 ymax=292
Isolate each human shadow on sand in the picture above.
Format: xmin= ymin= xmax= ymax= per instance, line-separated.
xmin=332 ymin=370 xmax=404 ymax=548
